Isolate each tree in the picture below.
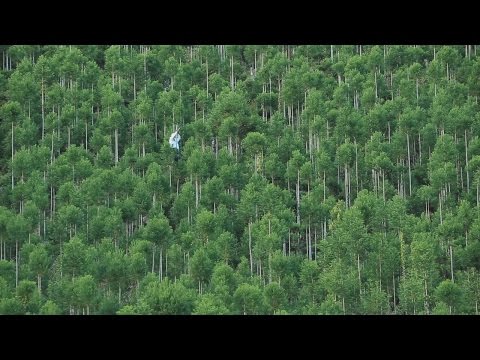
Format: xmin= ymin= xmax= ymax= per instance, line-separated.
xmin=6 ymin=214 xmax=28 ymax=288
xmin=39 ymin=300 xmax=61 ymax=315
xmin=336 ymin=140 xmax=356 ymax=208
xmin=409 ymin=232 xmax=439 ymax=313
xmin=319 ymin=294 xmax=344 ymax=315
xmin=299 ymin=260 xmax=323 ymax=307
xmin=186 ymin=148 xmax=208 ymax=209
xmin=252 ymin=213 xmax=284 ymax=282
xmin=17 ymin=280 xmax=40 ymax=314
xmin=139 ymin=278 xmax=196 ymax=315
xmin=28 ymin=244 xmax=49 ymax=295
xmin=193 ymin=293 xmax=229 ymax=315
xmin=195 ymin=209 xmax=216 ymax=245
xmin=0 ymin=297 xmax=24 ymax=315
xmin=399 ymin=274 xmax=424 ymax=315
xmin=105 ymin=249 xmax=128 ymax=305
xmin=202 ymin=176 xmax=225 ymax=214
xmin=145 ymin=162 xmax=169 ymax=210
xmin=190 ymin=247 xmax=213 ymax=294
xmin=116 ymin=305 xmax=140 ymax=315
xmin=62 ymin=237 xmax=87 ymax=279
xmin=73 ymin=274 xmax=96 ymax=315
xmin=264 ymin=282 xmax=286 ymax=314
xmin=210 ymin=231 xmax=236 ymax=265
xmin=165 ymin=243 xmax=183 ymax=281
xmin=242 ymin=132 xmax=267 ymax=174
xmin=143 ymin=215 xmax=173 ymax=279
xmin=361 ymin=281 xmax=390 ymax=314
xmin=287 ymin=150 xmax=306 ymax=223
xmin=434 ymin=279 xmax=463 ymax=314
xmin=233 ymin=283 xmax=264 ymax=315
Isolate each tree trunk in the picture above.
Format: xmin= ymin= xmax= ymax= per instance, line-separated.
xmin=357 ymin=253 xmax=361 ymax=296
xmin=323 ymin=171 xmax=326 ymax=201
xmin=418 ymin=133 xmax=422 ymax=165
xmin=465 ymin=130 xmax=469 ymax=193
xmin=439 ymin=191 xmax=443 ymax=224
xmin=288 ymin=230 xmax=291 ymax=255
xmin=230 ymin=56 xmax=234 ymax=90
xmin=477 ymin=183 xmax=479 ymax=208
xmin=206 ymin=59 xmax=209 ymax=96
xmin=416 ymin=78 xmax=419 ymax=103
xmin=407 ymin=133 xmax=412 ymax=196
xmin=165 ymin=251 xmax=168 ymax=278
xmin=11 ymin=122 xmax=14 ymax=190
xmin=344 ymin=164 xmax=349 ymax=208
xmin=114 ymin=128 xmax=119 ymax=165
xmin=296 ymin=169 xmax=300 ymax=224
xmin=248 ymin=221 xmax=253 ymax=276
xmin=41 ymin=80 xmax=45 ymax=140
xmin=268 ymin=252 xmax=272 ymax=284
xmin=355 ymin=140 xmax=359 ymax=196
xmin=15 ymin=240 xmax=18 ymax=288
xmin=152 ymin=246 xmax=155 ymax=273
xmin=308 ymin=219 xmax=312 ymax=260
xmin=159 ymin=247 xmax=163 ymax=280
xmin=393 ymin=273 xmax=396 ymax=314
xmin=133 ymin=73 xmax=136 ymax=100
xmin=450 ymin=245 xmax=454 ymax=282
xmin=424 ymin=278 xmax=429 ymax=315
xmin=195 ymin=175 xmax=199 ymax=208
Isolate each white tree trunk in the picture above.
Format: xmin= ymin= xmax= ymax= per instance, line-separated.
xmin=248 ymin=221 xmax=253 ymax=276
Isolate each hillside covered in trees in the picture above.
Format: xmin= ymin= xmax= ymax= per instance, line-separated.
xmin=0 ymin=45 xmax=479 ymax=315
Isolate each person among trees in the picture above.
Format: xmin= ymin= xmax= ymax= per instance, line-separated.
xmin=169 ymin=126 xmax=181 ymax=160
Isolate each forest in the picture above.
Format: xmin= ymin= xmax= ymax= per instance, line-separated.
xmin=0 ymin=45 xmax=479 ymax=315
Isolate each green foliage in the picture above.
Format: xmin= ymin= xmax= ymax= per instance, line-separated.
xmin=434 ymin=280 xmax=463 ymax=314
xmin=0 ymin=297 xmax=24 ymax=314
xmin=40 ymin=300 xmax=61 ymax=315
xmin=0 ymin=45 xmax=476 ymax=314
xmin=193 ymin=293 xmax=230 ymax=315
xmin=138 ymin=278 xmax=196 ymax=315
xmin=264 ymin=282 xmax=286 ymax=314
xmin=233 ymin=283 xmax=264 ymax=315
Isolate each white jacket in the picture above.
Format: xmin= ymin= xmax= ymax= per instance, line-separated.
xmin=169 ymin=131 xmax=181 ymax=150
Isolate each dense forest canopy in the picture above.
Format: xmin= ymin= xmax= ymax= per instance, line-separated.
xmin=0 ymin=45 xmax=479 ymax=315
